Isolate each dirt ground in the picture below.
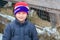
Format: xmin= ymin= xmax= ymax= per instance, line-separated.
xmin=0 ymin=23 xmax=5 ymax=33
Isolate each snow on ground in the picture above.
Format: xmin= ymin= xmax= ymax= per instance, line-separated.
xmin=0 ymin=33 xmax=3 ymax=40
xmin=0 ymin=13 xmax=15 ymax=21
xmin=36 ymin=25 xmax=60 ymax=40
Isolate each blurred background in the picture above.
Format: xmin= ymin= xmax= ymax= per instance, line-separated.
xmin=0 ymin=0 xmax=60 ymax=40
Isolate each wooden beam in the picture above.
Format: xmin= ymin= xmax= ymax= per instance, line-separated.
xmin=29 ymin=4 xmax=60 ymax=14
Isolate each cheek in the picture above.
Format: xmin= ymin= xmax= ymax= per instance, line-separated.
xmin=24 ymin=14 xmax=27 ymax=18
xmin=15 ymin=14 xmax=19 ymax=18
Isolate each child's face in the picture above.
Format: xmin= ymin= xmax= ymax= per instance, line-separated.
xmin=15 ymin=12 xmax=27 ymax=22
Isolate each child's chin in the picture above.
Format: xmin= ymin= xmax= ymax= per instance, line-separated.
xmin=19 ymin=19 xmax=25 ymax=21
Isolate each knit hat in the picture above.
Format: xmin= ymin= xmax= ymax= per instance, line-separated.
xmin=14 ymin=2 xmax=29 ymax=15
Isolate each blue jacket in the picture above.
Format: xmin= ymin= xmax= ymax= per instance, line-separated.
xmin=2 ymin=19 xmax=39 ymax=40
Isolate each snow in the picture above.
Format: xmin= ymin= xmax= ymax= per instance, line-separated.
xmin=0 ymin=13 xmax=15 ymax=21
xmin=0 ymin=33 xmax=3 ymax=40
xmin=36 ymin=25 xmax=60 ymax=40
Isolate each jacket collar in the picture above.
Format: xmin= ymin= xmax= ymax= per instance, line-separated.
xmin=15 ymin=18 xmax=28 ymax=26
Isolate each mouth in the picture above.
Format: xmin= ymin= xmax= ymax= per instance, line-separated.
xmin=19 ymin=17 xmax=23 ymax=19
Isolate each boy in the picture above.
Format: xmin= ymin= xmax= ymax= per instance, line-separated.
xmin=2 ymin=2 xmax=39 ymax=40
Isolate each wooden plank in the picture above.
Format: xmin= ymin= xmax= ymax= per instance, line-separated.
xmin=6 ymin=0 xmax=60 ymax=10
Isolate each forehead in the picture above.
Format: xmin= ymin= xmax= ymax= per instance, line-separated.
xmin=18 ymin=11 xmax=26 ymax=13
xmin=17 ymin=11 xmax=27 ymax=14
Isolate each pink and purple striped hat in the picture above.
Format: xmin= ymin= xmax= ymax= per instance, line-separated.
xmin=14 ymin=2 xmax=29 ymax=15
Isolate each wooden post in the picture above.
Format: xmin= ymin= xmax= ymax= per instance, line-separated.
xmin=29 ymin=9 xmax=35 ymax=17
xmin=49 ymin=13 xmax=60 ymax=28
xmin=55 ymin=14 xmax=60 ymax=27
xmin=49 ymin=13 xmax=57 ymax=28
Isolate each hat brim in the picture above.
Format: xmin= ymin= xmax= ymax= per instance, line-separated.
xmin=14 ymin=6 xmax=29 ymax=15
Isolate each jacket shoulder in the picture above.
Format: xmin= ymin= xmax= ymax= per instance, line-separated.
xmin=5 ymin=20 xmax=15 ymax=29
xmin=28 ymin=21 xmax=35 ymax=28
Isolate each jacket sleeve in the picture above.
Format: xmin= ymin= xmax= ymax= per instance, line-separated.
xmin=31 ymin=25 xmax=39 ymax=40
xmin=2 ymin=24 xmax=11 ymax=40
